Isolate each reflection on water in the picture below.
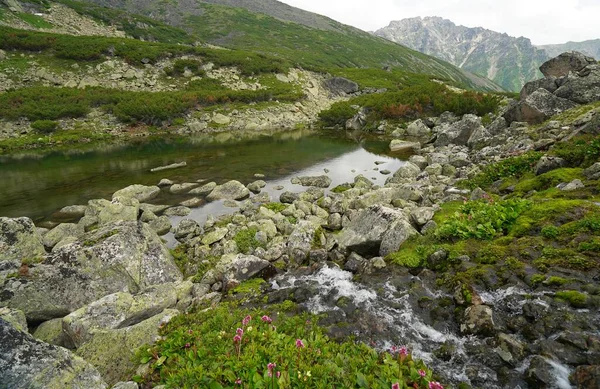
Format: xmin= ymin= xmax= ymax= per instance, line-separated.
xmin=0 ymin=130 xmax=406 ymax=223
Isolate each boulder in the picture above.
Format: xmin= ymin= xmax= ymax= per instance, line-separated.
xmin=291 ymin=175 xmax=332 ymax=188
xmin=148 ymin=216 xmax=171 ymax=236
xmin=212 ymin=113 xmax=231 ymax=125
xmin=85 ymin=198 xmax=139 ymax=226
xmin=525 ymin=356 xmax=563 ymax=387
xmin=389 ymin=140 xmax=420 ymax=153
xmin=76 ymin=309 xmax=178 ymax=386
xmin=337 ymin=205 xmax=417 ymax=257
xmin=406 ymin=119 xmax=431 ymax=137
xmin=344 ymin=252 xmax=365 ymax=273
xmin=345 ymin=109 xmax=367 ymax=131
xmin=201 ymin=227 xmax=228 ymax=245
xmin=169 ymin=183 xmax=199 ymax=194
xmin=1 ymin=221 xmax=182 ymax=323
xmin=62 ymin=283 xmax=178 ymax=348
xmin=539 ymin=51 xmax=596 ymax=78
xmin=112 ymin=185 xmax=160 ymax=203
xmin=0 ymin=318 xmax=107 ymax=389
xmin=520 ymin=76 xmax=558 ymax=100
xmin=33 ymin=318 xmax=71 ymax=348
xmin=0 ymin=307 xmax=27 ymax=333
xmin=189 ymin=182 xmax=217 ymax=196
xmin=247 ymin=180 xmax=266 ymax=194
xmin=584 ymin=162 xmax=600 ymax=180
xmin=43 ymin=223 xmax=84 ymax=249
xmin=0 ymin=217 xmax=46 ymax=263
xmin=287 ymin=220 xmax=320 ymax=264
xmin=572 ymin=365 xmax=600 ymax=389
xmin=322 ymin=77 xmax=359 ymax=96
xmin=411 ymin=207 xmax=435 ymax=227
xmin=206 ymin=180 xmax=250 ymax=201
xmin=510 ymin=88 xmax=578 ymax=124
xmin=202 ymin=254 xmax=275 ymax=286
xmin=534 ymin=156 xmax=565 ymax=175
xmin=434 ymin=114 xmax=483 ymax=147
xmin=460 ymin=304 xmax=495 ymax=336
xmin=554 ymin=64 xmax=600 ymax=104
xmin=386 ymin=162 xmax=421 ymax=184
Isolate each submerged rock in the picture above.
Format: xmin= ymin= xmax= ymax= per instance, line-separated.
xmin=0 ymin=318 xmax=107 ymax=389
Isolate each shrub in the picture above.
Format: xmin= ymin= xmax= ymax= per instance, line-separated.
xmin=318 ymin=102 xmax=356 ymax=127
xmin=136 ymin=304 xmax=438 ymax=388
xmin=233 ymin=227 xmax=265 ymax=254
xmin=31 ymin=120 xmax=58 ymax=134
xmin=463 ymin=151 xmax=544 ymax=189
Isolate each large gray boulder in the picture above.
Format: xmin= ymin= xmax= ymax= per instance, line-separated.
xmin=0 ymin=217 xmax=46 ymax=263
xmin=539 ymin=51 xmax=596 ymax=78
xmin=337 ymin=205 xmax=418 ymax=257
xmin=386 ymin=162 xmax=421 ymax=184
xmin=1 ymin=221 xmax=182 ymax=323
xmin=554 ymin=64 xmax=600 ymax=104
xmin=520 ymin=76 xmax=559 ymax=100
xmin=286 ymin=220 xmax=321 ymax=263
xmin=75 ymin=309 xmax=178 ymax=386
xmin=510 ymin=88 xmax=578 ymax=124
xmin=206 ymin=180 xmax=250 ymax=201
xmin=201 ymin=254 xmax=275 ymax=287
xmin=84 ymin=198 xmax=140 ymax=226
xmin=112 ymin=185 xmax=160 ymax=203
xmin=63 ymin=283 xmax=179 ymax=348
xmin=322 ymin=77 xmax=359 ymax=96
xmin=43 ymin=223 xmax=84 ymax=249
xmin=434 ymin=114 xmax=483 ymax=147
xmin=0 ymin=318 xmax=108 ymax=389
xmin=406 ymin=119 xmax=431 ymax=137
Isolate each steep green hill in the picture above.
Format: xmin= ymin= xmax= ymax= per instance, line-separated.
xmin=63 ymin=0 xmax=501 ymax=91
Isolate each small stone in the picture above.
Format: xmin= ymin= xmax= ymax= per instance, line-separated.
xmin=163 ymin=206 xmax=192 ymax=216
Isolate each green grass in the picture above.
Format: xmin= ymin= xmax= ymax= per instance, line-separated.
xmin=15 ymin=12 xmax=53 ymax=29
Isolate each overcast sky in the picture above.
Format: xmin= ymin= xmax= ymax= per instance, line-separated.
xmin=279 ymin=0 xmax=600 ymax=45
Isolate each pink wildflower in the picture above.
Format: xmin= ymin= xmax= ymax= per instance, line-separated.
xmin=267 ymin=362 xmax=276 ymax=377
xmin=277 ymin=371 xmax=281 ymax=378
xmin=429 ymin=382 xmax=444 ymax=389
xmin=295 ymin=339 xmax=305 ymax=348
xmin=235 ymin=378 xmax=242 ymax=385
xmin=399 ymin=346 xmax=408 ymax=357
xmin=233 ymin=335 xmax=242 ymax=343
xmin=392 ymin=383 xmax=400 ymax=389
xmin=418 ymin=369 xmax=427 ymax=377
xmin=242 ymin=315 xmax=252 ymax=326
xmin=236 ymin=328 xmax=244 ymax=337
xmin=261 ymin=315 xmax=272 ymax=323
xmin=188 ymin=329 xmax=193 ymax=334
xmin=184 ymin=343 xmax=191 ymax=349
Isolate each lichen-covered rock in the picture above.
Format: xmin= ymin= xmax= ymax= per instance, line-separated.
xmin=554 ymin=64 xmax=600 ymax=104
xmin=56 ymin=205 xmax=87 ymax=219
xmin=163 ymin=206 xmax=191 ymax=216
xmin=535 ymin=156 xmax=566 ymax=175
xmin=386 ymin=162 xmax=421 ymax=184
xmin=406 ymin=119 xmax=431 ymax=137
xmin=206 ymin=180 xmax=250 ymax=201
xmin=112 ymin=185 xmax=160 ymax=203
xmin=169 ymin=183 xmax=199 ymax=194
xmin=189 ymin=181 xmax=217 ymax=196
xmin=201 ymin=227 xmax=228 ymax=246
xmin=389 ymin=140 xmax=420 ymax=152
xmin=1 ymin=221 xmax=182 ymax=323
xmin=520 ymin=76 xmax=559 ymax=100
xmin=435 ymin=114 xmax=483 ymax=147
xmin=75 ymin=309 xmax=178 ymax=386
xmin=0 ymin=318 xmax=107 ymax=389
xmin=63 ymin=283 xmax=178 ymax=348
xmin=291 ymin=175 xmax=332 ymax=188
xmin=510 ymin=88 xmax=578 ymax=124
xmin=0 ymin=217 xmax=46 ymax=262
xmin=460 ymin=304 xmax=495 ymax=336
xmin=173 ymin=219 xmax=202 ymax=241
xmin=286 ymin=220 xmax=321 ymax=263
xmin=33 ymin=318 xmax=72 ymax=348
xmin=43 ymin=223 xmax=84 ymax=249
xmin=0 ymin=307 xmax=27 ymax=333
xmin=410 ymin=207 xmax=435 ymax=227
xmin=147 ymin=216 xmax=171 ymax=236
xmin=85 ymin=198 xmax=139 ymax=226
xmin=584 ymin=162 xmax=600 ymax=180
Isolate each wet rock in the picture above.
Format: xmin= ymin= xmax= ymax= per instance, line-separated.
xmin=535 ymin=156 xmax=566 ymax=175
xmin=389 ymin=139 xmax=420 ymax=152
xmin=62 ymin=283 xmax=179 ymax=348
xmin=112 ymin=185 xmax=160 ymax=203
xmin=247 ymin=180 xmax=266 ymax=194
xmin=0 ymin=217 xmax=46 ymax=262
xmin=189 ymin=182 xmax=217 ymax=196
xmin=291 ymin=175 xmax=332 ymax=188
xmin=169 ymin=183 xmax=199 ymax=194
xmin=496 ymin=333 xmax=525 ymax=366
xmin=461 ymin=304 xmax=495 ymax=336
xmin=525 ymin=356 xmax=563 ymax=387
xmin=206 ymin=180 xmax=250 ymax=201
xmin=344 ymin=252 xmax=365 ymax=273
xmin=0 ymin=318 xmax=107 ymax=388
xmin=173 ymin=219 xmax=202 ymax=241
xmin=180 ymin=197 xmax=204 ymax=208
xmin=572 ymin=365 xmax=600 ymax=389
xmin=2 ymin=221 xmax=182 ymax=323
xmin=157 ymin=179 xmax=173 ymax=187
xmin=539 ymin=51 xmax=596 ymax=78
xmin=56 ymin=205 xmax=87 ymax=219
xmin=76 ymin=309 xmax=178 ymax=386
xmin=163 ymin=206 xmax=191 ymax=216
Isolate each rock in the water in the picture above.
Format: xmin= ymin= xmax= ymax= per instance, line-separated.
xmin=112 ymin=185 xmax=160 ymax=203
xmin=189 ymin=182 xmax=217 ymax=196
xmin=344 ymin=252 xmax=365 ymax=273
xmin=206 ymin=180 xmax=250 ymax=201
xmin=157 ymin=179 xmax=174 ymax=187
xmin=63 ymin=283 xmax=178 ymax=348
xmin=163 ymin=206 xmax=191 ymax=216
xmin=247 ymin=180 xmax=266 ymax=194
xmin=173 ymin=219 xmax=202 ymax=240
xmin=337 ymin=205 xmax=418 ymax=257
xmin=0 ymin=217 xmax=46 ymax=262
xmin=76 ymin=309 xmax=178 ymax=386
xmin=85 ymin=198 xmax=139 ymax=226
xmin=150 ymin=162 xmax=186 ymax=172
xmin=389 ymin=140 xmax=420 ymax=152
xmin=169 ymin=183 xmax=199 ymax=194
xmin=322 ymin=77 xmax=359 ymax=96
xmin=435 ymin=114 xmax=483 ymax=147
xmin=291 ymin=175 xmax=332 ymax=188
xmin=56 ymin=205 xmax=87 ymax=219
xmin=1 ymin=221 xmax=182 ymax=323
xmin=571 ymin=365 xmax=600 ymax=389
xmin=525 ymin=355 xmax=564 ymax=387
xmin=539 ymin=51 xmax=596 ymax=78
xmin=0 ymin=318 xmax=108 ymax=389
xmin=460 ymin=305 xmax=495 ymax=336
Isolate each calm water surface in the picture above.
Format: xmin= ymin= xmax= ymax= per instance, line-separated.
xmin=0 ymin=130 xmax=408 ymax=224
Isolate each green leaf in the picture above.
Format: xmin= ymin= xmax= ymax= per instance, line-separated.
xmin=356 ymin=372 xmax=369 ymax=388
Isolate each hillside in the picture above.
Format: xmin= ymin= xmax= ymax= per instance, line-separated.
xmin=539 ymin=39 xmax=600 ymax=59
xmin=374 ymin=17 xmax=548 ymax=92
xmin=57 ymin=0 xmax=500 ymax=91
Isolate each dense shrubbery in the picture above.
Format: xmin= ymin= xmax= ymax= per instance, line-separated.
xmin=30 ymin=120 xmax=59 ymax=134
xmin=165 ymin=59 xmax=206 ymax=77
xmin=318 ymin=103 xmax=356 ymax=126
xmin=136 ymin=303 xmax=438 ymax=388
xmin=551 ymin=135 xmax=600 ymax=168
xmin=463 ymin=151 xmax=544 ymax=190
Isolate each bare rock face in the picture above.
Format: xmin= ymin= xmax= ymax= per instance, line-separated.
xmin=511 ymin=88 xmax=578 ymax=124
xmin=0 ymin=318 xmax=108 ymax=389
xmin=539 ymin=51 xmax=596 ymax=78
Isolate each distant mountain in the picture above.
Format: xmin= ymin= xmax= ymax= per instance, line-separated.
xmin=374 ymin=17 xmax=549 ymax=92
xmin=538 ymin=39 xmax=600 ymax=60
xmin=69 ymin=0 xmax=501 ymax=91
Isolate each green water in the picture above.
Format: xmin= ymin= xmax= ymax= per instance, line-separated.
xmin=0 ymin=130 xmax=404 ymax=223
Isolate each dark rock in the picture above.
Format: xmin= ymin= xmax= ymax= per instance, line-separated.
xmin=554 ymin=64 xmax=600 ymax=104
xmin=344 ymin=252 xmax=365 ymax=274
xmin=535 ymin=156 xmax=566 ymax=175
xmin=461 ymin=304 xmax=495 ymax=336
xmin=539 ymin=51 xmax=596 ymax=78
xmin=280 ymin=191 xmax=299 ymax=204
xmin=520 ymin=77 xmax=559 ymax=100
xmin=525 ymin=356 xmax=562 ymax=387
xmin=572 ymin=365 xmax=600 ymax=389
xmin=513 ymin=88 xmax=578 ymax=124
xmin=322 ymin=77 xmax=359 ymax=96
xmin=345 ymin=108 xmax=367 ymax=131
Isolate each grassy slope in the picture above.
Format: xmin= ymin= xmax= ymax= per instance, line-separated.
xmin=72 ymin=0 xmax=502 ymax=91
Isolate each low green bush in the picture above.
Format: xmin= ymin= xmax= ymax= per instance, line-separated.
xmin=463 ymin=151 xmax=544 ymax=190
xmin=136 ymin=304 xmax=438 ymax=388
xmin=30 ymin=120 xmax=58 ymax=134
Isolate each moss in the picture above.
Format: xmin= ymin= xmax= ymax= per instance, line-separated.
xmin=331 ymin=183 xmax=352 ymax=193
xmin=233 ymin=227 xmax=265 ymax=254
xmin=169 ymin=246 xmax=190 ymax=275
xmin=387 ymin=249 xmax=424 ymax=268
xmin=546 ymin=276 xmax=569 ymax=286
xmin=534 ymin=247 xmax=595 ymax=272
xmin=264 ymin=202 xmax=287 ymax=213
xmin=541 ymin=225 xmax=560 ymax=239
xmin=530 ymin=274 xmax=546 ymax=287
xmin=312 ymin=226 xmax=325 ymax=248
xmin=578 ymin=238 xmax=600 ymax=252
xmin=513 ymin=168 xmax=584 ymax=194
xmin=229 ymin=278 xmax=265 ymax=296
xmin=555 ymin=290 xmax=589 ymax=308
xmin=510 ymin=199 xmax=590 ymax=237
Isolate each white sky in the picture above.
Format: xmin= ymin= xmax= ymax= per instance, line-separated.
xmin=279 ymin=0 xmax=600 ymax=45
